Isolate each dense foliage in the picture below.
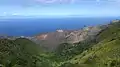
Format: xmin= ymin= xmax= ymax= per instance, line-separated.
xmin=0 ymin=38 xmax=53 ymax=67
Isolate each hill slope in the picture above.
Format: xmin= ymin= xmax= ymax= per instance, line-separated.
xmin=59 ymin=20 xmax=120 ymax=67
xmin=0 ymin=38 xmax=53 ymax=67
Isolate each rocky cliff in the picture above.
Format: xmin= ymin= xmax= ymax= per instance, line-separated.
xmin=31 ymin=25 xmax=106 ymax=50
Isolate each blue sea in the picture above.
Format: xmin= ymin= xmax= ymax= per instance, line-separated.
xmin=0 ymin=17 xmax=120 ymax=36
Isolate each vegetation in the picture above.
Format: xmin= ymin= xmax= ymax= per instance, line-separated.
xmin=0 ymin=38 xmax=53 ymax=67
xmin=0 ymin=20 xmax=120 ymax=67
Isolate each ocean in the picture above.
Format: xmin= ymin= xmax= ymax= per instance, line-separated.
xmin=0 ymin=17 xmax=119 ymax=36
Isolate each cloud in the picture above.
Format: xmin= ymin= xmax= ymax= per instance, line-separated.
xmin=96 ymin=0 xmax=100 ymax=2
xmin=35 ymin=0 xmax=77 ymax=4
xmin=12 ymin=13 xmax=19 ymax=16
xmin=34 ymin=0 xmax=120 ymax=4
xmin=3 ymin=12 xmax=7 ymax=15
xmin=1 ymin=12 xmax=8 ymax=16
xmin=36 ymin=0 xmax=56 ymax=3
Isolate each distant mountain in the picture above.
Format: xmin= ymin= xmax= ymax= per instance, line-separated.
xmin=31 ymin=25 xmax=106 ymax=50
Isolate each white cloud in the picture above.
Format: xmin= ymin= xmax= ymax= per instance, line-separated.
xmin=96 ymin=0 xmax=100 ymax=2
xmin=1 ymin=12 xmax=7 ymax=16
xmin=12 ymin=13 xmax=19 ymax=16
xmin=3 ymin=12 xmax=7 ymax=14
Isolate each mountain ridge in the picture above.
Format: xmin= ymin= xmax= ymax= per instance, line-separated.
xmin=31 ymin=25 xmax=107 ymax=50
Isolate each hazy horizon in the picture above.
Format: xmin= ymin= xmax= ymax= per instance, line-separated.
xmin=0 ymin=17 xmax=119 ymax=36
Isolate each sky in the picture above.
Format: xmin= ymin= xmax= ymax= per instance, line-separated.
xmin=0 ymin=0 xmax=120 ymax=18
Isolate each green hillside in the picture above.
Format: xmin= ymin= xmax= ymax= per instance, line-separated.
xmin=0 ymin=38 xmax=53 ymax=67
xmin=59 ymin=21 xmax=120 ymax=67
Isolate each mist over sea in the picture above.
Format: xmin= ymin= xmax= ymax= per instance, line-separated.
xmin=0 ymin=17 xmax=120 ymax=36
